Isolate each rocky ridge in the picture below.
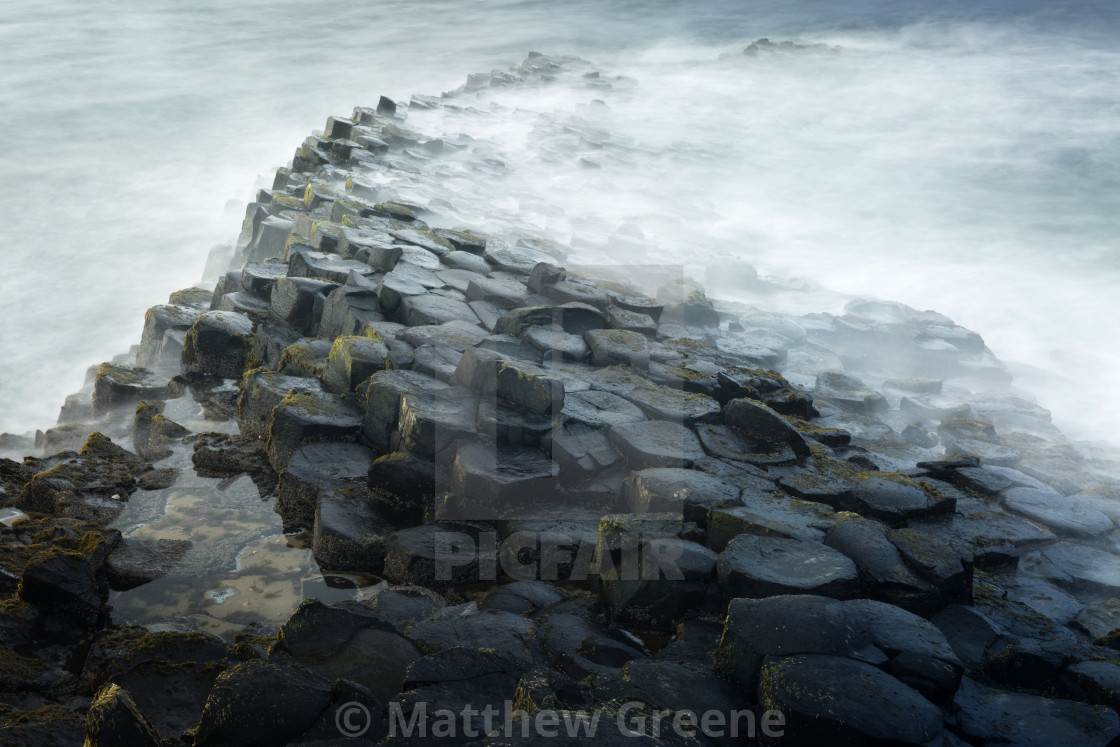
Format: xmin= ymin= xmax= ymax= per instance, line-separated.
xmin=0 ymin=50 xmax=1119 ymax=745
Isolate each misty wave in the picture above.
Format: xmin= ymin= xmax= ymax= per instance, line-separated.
xmin=0 ymin=0 xmax=1117 ymax=444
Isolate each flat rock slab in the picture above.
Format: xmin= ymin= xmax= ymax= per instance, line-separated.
xmin=496 ymin=360 xmax=564 ymax=416
xmin=465 ymin=274 xmax=529 ymax=309
xmin=907 ymin=509 xmax=1055 ymax=567
xmin=814 ymin=371 xmax=888 ymax=414
xmin=953 ymin=676 xmax=1120 ymax=747
xmin=760 ymin=654 xmax=942 ymax=746
xmin=545 ymin=422 xmax=621 ymax=486
xmin=622 ymin=467 xmax=741 ymax=526
xmin=1032 ymin=543 xmax=1120 ymax=593
xmin=585 ymin=328 xmax=650 ymax=368
xmin=843 ymin=473 xmax=954 ymax=526
xmin=288 ymin=249 xmax=373 ymax=284
xmin=1073 ymin=599 xmax=1120 ymax=640
xmin=716 ymin=535 xmax=859 ymax=599
xmin=607 ymin=420 xmax=705 ymax=469
xmin=321 ymin=336 xmax=389 ymax=394
xmin=523 ymin=326 xmax=588 ymax=361
xmin=697 ymin=423 xmax=798 ymax=466
xmin=562 ymin=389 xmax=646 ymax=430
xmin=358 ymin=369 xmax=448 ymax=451
xmin=398 ymin=294 xmax=480 ymax=327
xmin=824 ymin=519 xmax=934 ymax=603
xmin=624 ymin=384 xmax=721 ymax=425
xmin=398 ymin=320 xmax=488 ymax=352
xmin=1003 ymin=486 xmax=1113 ymax=537
xmin=92 ymin=363 xmax=170 ymax=417
xmin=707 ymin=494 xmax=837 ymax=550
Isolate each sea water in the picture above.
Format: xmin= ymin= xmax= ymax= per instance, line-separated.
xmin=1 ymin=0 xmax=1117 ymax=444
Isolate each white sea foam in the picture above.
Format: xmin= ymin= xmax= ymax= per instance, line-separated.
xmin=1 ymin=0 xmax=1116 ymax=443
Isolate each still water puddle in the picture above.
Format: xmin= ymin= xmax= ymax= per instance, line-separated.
xmin=108 ymin=392 xmax=379 ymax=640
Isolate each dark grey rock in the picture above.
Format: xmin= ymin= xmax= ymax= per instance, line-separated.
xmin=562 ymin=389 xmax=646 ymax=430
xmin=814 ymin=371 xmax=888 ymax=414
xmin=84 ymin=683 xmax=162 ymax=747
xmin=447 ymin=440 xmax=559 ymax=518
xmin=713 ymin=595 xmax=884 ymax=692
xmin=759 ymin=654 xmax=942 ymax=746
xmin=842 ymin=473 xmax=954 ymax=526
xmin=312 ymin=484 xmax=390 ymax=574
xmin=1003 ymin=486 xmax=1113 ymax=537
xmin=192 ymin=660 xmax=332 ymax=747
xmin=91 ymin=363 xmax=169 ymax=418
xmin=624 ymin=384 xmax=721 ymax=426
xmin=953 ymin=676 xmax=1119 ymax=747
xmin=496 ymin=360 xmax=565 ymax=416
xmin=396 ymin=386 xmax=479 ymax=457
xmin=722 ymin=397 xmax=812 ymax=459
xmin=442 ymin=250 xmax=491 ymax=274
xmin=598 ymin=538 xmax=717 ymax=629
xmin=466 ymin=273 xmax=529 ymax=309
xmin=607 ymin=420 xmax=705 ymax=469
xmin=543 ymin=422 xmax=621 ymax=487
xmin=321 ymin=335 xmax=389 ymax=394
xmin=181 ymin=311 xmax=254 ymax=379
xmin=586 ymin=328 xmax=650 ymax=369
xmin=270 ymin=276 xmax=337 ymax=335
xmin=276 ymin=441 xmax=372 ymax=530
xmin=105 ymin=537 xmax=191 ymax=591
xmin=706 ymin=493 xmax=837 ymax=549
xmin=475 ymin=397 xmax=555 ymax=448
xmin=237 ymin=369 xmax=323 ymax=440
xmin=137 ymin=304 xmax=201 ymax=374
xmin=717 ymin=535 xmax=859 ymax=599
xmin=524 ymin=325 xmax=588 ymax=361
xmin=398 ymin=293 xmax=480 ymax=327
xmin=382 ymin=523 xmax=488 ymax=588
xmin=398 ymin=320 xmax=488 ymax=352
xmin=696 ymin=423 xmax=799 ymax=466
xmin=623 ymin=467 xmax=740 ymax=527
xmin=411 ymin=344 xmax=463 ymax=383
xmin=889 ymin=528 xmax=973 ymax=603
xmin=265 ymin=389 xmax=363 ymax=472
xmin=605 ymin=304 xmax=657 ymax=336
xmin=318 ymin=283 xmax=383 ymax=338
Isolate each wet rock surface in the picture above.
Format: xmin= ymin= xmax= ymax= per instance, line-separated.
xmin=1 ymin=51 xmax=1119 ymax=745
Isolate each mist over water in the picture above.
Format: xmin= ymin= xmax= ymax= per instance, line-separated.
xmin=1 ymin=1 xmax=1117 ymax=443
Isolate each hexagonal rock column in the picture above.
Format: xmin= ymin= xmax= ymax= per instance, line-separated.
xmin=446 ymin=440 xmax=559 ymax=519
xmin=265 ymin=389 xmax=363 ymax=472
xmin=382 ymin=523 xmax=493 ymax=588
xmin=358 ymin=370 xmax=449 ymax=453
xmin=716 ymin=534 xmax=859 ymax=600
xmin=91 ymin=363 xmax=169 ymax=418
xmin=722 ymin=397 xmax=812 ymax=460
xmin=180 ymin=311 xmax=254 ymax=379
xmin=495 ymin=361 xmax=564 ymax=417
xmin=237 ymin=369 xmax=323 ymax=440
xmin=321 ymin=336 xmax=389 ymax=394
xmin=312 ymin=485 xmax=390 ymax=575
xmin=597 ymin=538 xmax=718 ymax=630
xmin=275 ymin=441 xmax=373 ymax=531
xmin=606 ymin=420 xmax=705 ymax=469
